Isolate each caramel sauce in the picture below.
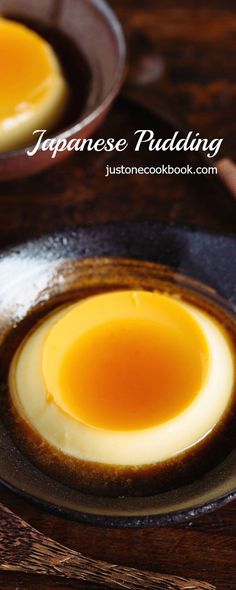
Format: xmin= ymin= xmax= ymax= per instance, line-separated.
xmin=59 ymin=314 xmax=208 ymax=431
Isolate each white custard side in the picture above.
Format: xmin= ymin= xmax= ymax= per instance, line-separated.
xmin=10 ymin=295 xmax=234 ymax=467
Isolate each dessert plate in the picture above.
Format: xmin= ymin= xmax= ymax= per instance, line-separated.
xmin=0 ymin=222 xmax=235 ymax=527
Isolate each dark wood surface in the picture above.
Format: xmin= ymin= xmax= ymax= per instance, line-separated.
xmin=0 ymin=503 xmax=214 ymax=590
xmin=0 ymin=1 xmax=236 ymax=589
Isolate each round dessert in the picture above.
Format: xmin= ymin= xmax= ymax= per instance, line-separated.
xmin=9 ymin=290 xmax=235 ymax=497
xmin=0 ymin=18 xmax=69 ymax=151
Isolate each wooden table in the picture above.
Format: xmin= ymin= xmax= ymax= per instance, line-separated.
xmin=0 ymin=1 xmax=236 ymax=588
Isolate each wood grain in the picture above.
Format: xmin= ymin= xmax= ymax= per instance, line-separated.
xmin=0 ymin=503 xmax=215 ymax=590
xmin=0 ymin=1 xmax=236 ymax=590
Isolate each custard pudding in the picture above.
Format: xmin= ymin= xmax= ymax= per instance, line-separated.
xmin=9 ymin=290 xmax=235 ymax=496
xmin=0 ymin=18 xmax=69 ymax=151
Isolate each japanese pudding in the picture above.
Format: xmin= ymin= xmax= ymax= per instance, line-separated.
xmin=0 ymin=17 xmax=69 ymax=151
xmin=9 ymin=289 xmax=235 ymax=496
